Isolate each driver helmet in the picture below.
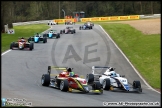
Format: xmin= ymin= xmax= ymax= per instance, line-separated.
xmin=69 ymin=71 xmax=75 ymax=77
xmin=110 ymin=71 xmax=117 ymax=77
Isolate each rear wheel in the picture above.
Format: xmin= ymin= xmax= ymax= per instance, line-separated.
xmin=28 ymin=37 xmax=31 ymax=43
xmin=41 ymin=74 xmax=50 ymax=86
xmin=57 ymin=34 xmax=60 ymax=38
xmin=63 ymin=30 xmax=65 ymax=33
xmin=29 ymin=43 xmax=33 ymax=50
xmin=43 ymin=38 xmax=46 ymax=43
xmin=10 ymin=42 xmax=14 ymax=49
xmin=60 ymin=30 xmax=62 ymax=34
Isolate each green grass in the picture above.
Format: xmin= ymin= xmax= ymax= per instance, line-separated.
xmin=1 ymin=24 xmax=50 ymax=53
xmin=99 ymin=23 xmax=160 ymax=89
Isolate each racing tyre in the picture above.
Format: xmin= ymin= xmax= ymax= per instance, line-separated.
xmin=86 ymin=74 xmax=94 ymax=84
xmin=79 ymin=26 xmax=81 ymax=30
xmin=43 ymin=34 xmax=47 ymax=38
xmin=60 ymin=80 xmax=69 ymax=92
xmin=60 ymin=30 xmax=62 ymax=34
xmin=29 ymin=43 xmax=33 ymax=50
xmin=103 ymin=78 xmax=111 ymax=90
xmin=92 ymin=81 xmax=102 ymax=90
xmin=41 ymin=74 xmax=50 ymax=86
xmin=43 ymin=38 xmax=46 ymax=43
xmin=71 ymin=31 xmax=73 ymax=34
xmin=45 ymin=38 xmax=47 ymax=42
xmin=31 ymin=42 xmax=34 ymax=49
xmin=133 ymin=81 xmax=141 ymax=88
xmin=58 ymin=34 xmax=60 ymax=38
xmin=133 ymin=80 xmax=142 ymax=93
xmin=10 ymin=42 xmax=14 ymax=49
xmin=28 ymin=37 xmax=31 ymax=43
xmin=74 ymin=30 xmax=76 ymax=33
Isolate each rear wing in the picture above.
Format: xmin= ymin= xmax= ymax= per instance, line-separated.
xmin=92 ymin=66 xmax=115 ymax=75
xmin=47 ymin=66 xmax=73 ymax=74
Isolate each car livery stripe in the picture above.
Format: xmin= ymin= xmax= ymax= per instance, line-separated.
xmin=111 ymin=77 xmax=129 ymax=91
xmin=73 ymin=79 xmax=84 ymax=91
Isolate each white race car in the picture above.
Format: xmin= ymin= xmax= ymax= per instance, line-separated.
xmin=86 ymin=66 xmax=142 ymax=93
xmin=48 ymin=21 xmax=58 ymax=25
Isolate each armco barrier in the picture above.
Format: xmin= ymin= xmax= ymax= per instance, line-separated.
xmin=13 ymin=20 xmax=49 ymax=26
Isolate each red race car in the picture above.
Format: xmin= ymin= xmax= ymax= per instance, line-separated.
xmin=10 ymin=37 xmax=34 ymax=50
xmin=41 ymin=66 xmax=103 ymax=94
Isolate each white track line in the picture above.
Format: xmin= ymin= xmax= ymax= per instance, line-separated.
xmin=99 ymin=25 xmax=160 ymax=94
xmin=1 ymin=26 xmax=52 ymax=56
xmin=1 ymin=49 xmax=12 ymax=56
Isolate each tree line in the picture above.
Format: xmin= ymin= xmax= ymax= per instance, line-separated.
xmin=1 ymin=1 xmax=160 ymax=31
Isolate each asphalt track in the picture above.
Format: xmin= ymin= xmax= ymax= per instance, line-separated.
xmin=2 ymin=24 xmax=161 ymax=107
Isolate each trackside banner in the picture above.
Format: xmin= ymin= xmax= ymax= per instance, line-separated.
xmin=53 ymin=19 xmax=75 ymax=23
xmin=80 ymin=15 xmax=139 ymax=22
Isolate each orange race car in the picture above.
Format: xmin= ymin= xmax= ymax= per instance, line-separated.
xmin=10 ymin=37 xmax=34 ymax=50
xmin=41 ymin=66 xmax=103 ymax=94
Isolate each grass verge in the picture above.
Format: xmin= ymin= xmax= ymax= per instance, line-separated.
xmin=1 ymin=24 xmax=50 ymax=53
xmin=99 ymin=23 xmax=160 ymax=89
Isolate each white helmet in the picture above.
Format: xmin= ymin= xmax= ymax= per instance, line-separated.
xmin=110 ymin=71 xmax=117 ymax=77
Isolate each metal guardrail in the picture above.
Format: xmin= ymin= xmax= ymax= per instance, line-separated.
xmin=13 ymin=20 xmax=51 ymax=26
xmin=139 ymin=14 xmax=161 ymax=19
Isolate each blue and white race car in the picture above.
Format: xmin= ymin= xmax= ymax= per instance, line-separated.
xmin=43 ymin=30 xmax=60 ymax=39
xmin=79 ymin=22 xmax=93 ymax=30
xmin=28 ymin=33 xmax=47 ymax=43
xmin=86 ymin=66 xmax=142 ymax=93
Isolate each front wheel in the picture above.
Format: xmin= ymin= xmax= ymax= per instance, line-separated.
xmin=103 ymin=78 xmax=111 ymax=90
xmin=86 ymin=74 xmax=94 ymax=84
xmin=60 ymin=80 xmax=69 ymax=92
xmin=133 ymin=80 xmax=142 ymax=93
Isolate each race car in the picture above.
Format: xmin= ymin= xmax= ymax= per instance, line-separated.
xmin=43 ymin=30 xmax=60 ymax=39
xmin=86 ymin=66 xmax=142 ymax=93
xmin=65 ymin=20 xmax=75 ymax=25
xmin=60 ymin=26 xmax=76 ymax=34
xmin=48 ymin=21 xmax=58 ymax=25
xmin=28 ymin=33 xmax=47 ymax=43
xmin=10 ymin=37 xmax=34 ymax=50
xmin=79 ymin=22 xmax=93 ymax=30
xmin=87 ymin=21 xmax=94 ymax=26
xmin=41 ymin=66 xmax=103 ymax=94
